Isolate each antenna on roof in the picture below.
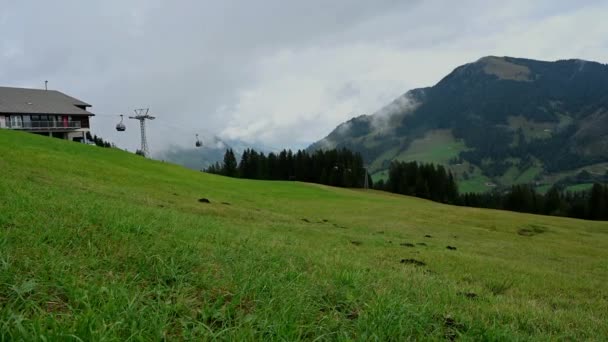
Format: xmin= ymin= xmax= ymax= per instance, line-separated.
xmin=44 ymin=80 xmax=48 ymax=90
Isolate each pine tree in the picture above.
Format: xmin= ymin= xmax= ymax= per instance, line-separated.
xmin=589 ymin=183 xmax=606 ymax=220
xmin=222 ymin=149 xmax=238 ymax=177
xmin=544 ymin=186 xmax=562 ymax=215
xmin=238 ymin=149 xmax=250 ymax=178
xmin=446 ymin=171 xmax=459 ymax=203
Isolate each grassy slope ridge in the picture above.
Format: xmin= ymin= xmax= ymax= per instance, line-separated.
xmin=1 ymin=130 xmax=607 ymax=340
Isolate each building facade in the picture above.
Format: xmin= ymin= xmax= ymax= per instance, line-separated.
xmin=0 ymin=86 xmax=94 ymax=142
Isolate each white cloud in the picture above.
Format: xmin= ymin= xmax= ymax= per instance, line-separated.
xmin=1 ymin=0 xmax=607 ymax=152
xmin=220 ymin=43 xmax=415 ymax=146
xmin=219 ymin=1 xmax=608 ymax=147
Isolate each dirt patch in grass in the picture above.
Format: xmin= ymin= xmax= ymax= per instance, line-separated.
xmin=318 ymin=292 xmax=360 ymax=321
xmin=45 ymin=288 xmax=71 ymax=314
xmin=400 ymin=258 xmax=426 ymax=266
xmin=346 ymin=309 xmax=359 ymax=320
xmin=518 ymin=224 xmax=547 ymax=236
xmin=400 ymin=242 xmax=415 ymax=247
xmin=46 ymin=300 xmax=70 ymax=313
xmin=443 ymin=314 xmax=466 ymax=341
xmin=351 ymin=241 xmax=362 ymax=246
xmin=457 ymin=292 xmax=478 ymax=299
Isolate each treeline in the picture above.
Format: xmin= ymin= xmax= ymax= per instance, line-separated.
xmin=374 ymin=161 xmax=458 ymax=204
xmin=207 ymin=148 xmax=371 ymax=188
xmin=208 ymin=148 xmax=608 ymax=221
xmin=377 ymin=161 xmax=608 ymax=221
xmin=85 ymin=132 xmax=114 ymax=148
xmin=459 ymin=183 xmax=608 ymax=221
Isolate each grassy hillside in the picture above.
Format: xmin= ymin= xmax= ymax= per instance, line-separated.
xmin=393 ymin=130 xmax=466 ymax=165
xmin=1 ymin=130 xmax=607 ymax=340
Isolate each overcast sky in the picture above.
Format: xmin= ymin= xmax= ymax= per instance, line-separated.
xmin=2 ymin=0 xmax=607 ymax=153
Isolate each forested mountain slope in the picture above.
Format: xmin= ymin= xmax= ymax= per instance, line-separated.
xmin=310 ymin=56 xmax=608 ymax=192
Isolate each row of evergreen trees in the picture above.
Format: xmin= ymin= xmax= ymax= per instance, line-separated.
xmin=459 ymin=183 xmax=608 ymax=221
xmin=374 ymin=161 xmax=459 ymax=204
xmin=377 ymin=160 xmax=608 ymax=221
xmin=376 ymin=161 xmax=608 ymax=220
xmin=207 ymin=148 xmax=608 ymax=221
xmin=85 ymin=132 xmax=114 ymax=148
xmin=207 ymin=148 xmax=370 ymax=188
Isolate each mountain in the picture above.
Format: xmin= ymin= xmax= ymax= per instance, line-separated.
xmin=309 ymin=56 xmax=608 ymax=192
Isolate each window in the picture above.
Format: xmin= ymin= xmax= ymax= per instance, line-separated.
xmin=9 ymin=115 xmax=23 ymax=128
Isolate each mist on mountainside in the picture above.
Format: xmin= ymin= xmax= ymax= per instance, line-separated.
xmin=154 ymin=136 xmax=276 ymax=170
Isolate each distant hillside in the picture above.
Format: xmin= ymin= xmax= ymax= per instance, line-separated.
xmin=309 ymin=56 xmax=608 ymax=192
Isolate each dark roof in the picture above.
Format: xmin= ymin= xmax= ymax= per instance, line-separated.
xmin=0 ymin=86 xmax=94 ymax=116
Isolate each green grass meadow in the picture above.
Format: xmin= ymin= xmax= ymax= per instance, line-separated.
xmin=1 ymin=130 xmax=607 ymax=340
xmin=564 ymin=183 xmax=595 ymax=192
xmin=394 ymin=130 xmax=467 ymax=165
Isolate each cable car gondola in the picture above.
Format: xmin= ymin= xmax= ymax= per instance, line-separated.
xmin=116 ymin=114 xmax=126 ymax=132
xmin=195 ymin=134 xmax=202 ymax=147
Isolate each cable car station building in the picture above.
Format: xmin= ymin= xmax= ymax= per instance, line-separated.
xmin=0 ymin=86 xmax=94 ymax=142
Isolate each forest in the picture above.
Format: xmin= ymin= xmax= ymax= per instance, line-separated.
xmin=456 ymin=183 xmax=608 ymax=221
xmin=373 ymin=161 xmax=459 ymax=204
xmin=375 ymin=161 xmax=608 ymax=221
xmin=206 ymin=148 xmax=370 ymax=188
xmin=208 ymin=148 xmax=608 ymax=221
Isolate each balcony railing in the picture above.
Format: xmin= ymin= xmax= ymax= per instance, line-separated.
xmin=6 ymin=121 xmax=81 ymax=130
